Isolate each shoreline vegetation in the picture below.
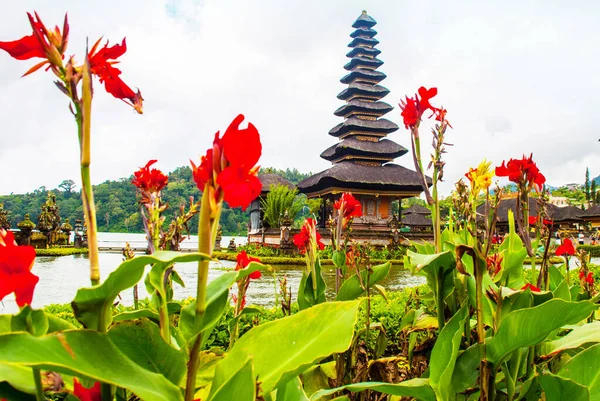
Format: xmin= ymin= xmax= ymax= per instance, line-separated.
xmin=32 ymin=245 xmax=598 ymax=263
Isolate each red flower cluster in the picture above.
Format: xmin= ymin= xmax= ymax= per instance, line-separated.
xmin=521 ymin=283 xmax=541 ymax=293
xmin=294 ymin=218 xmax=325 ymax=253
xmin=0 ymin=12 xmax=143 ymax=113
xmin=486 ymin=253 xmax=503 ymax=277
xmin=236 ymin=250 xmax=261 ymax=280
xmin=555 ymin=238 xmax=576 ymax=256
xmin=399 ymin=87 xmax=449 ymax=129
xmin=0 ymin=229 xmax=38 ymax=307
xmin=0 ymin=12 xmax=68 ymax=74
xmin=88 ymin=38 xmax=143 ymax=114
xmin=528 ymin=216 xmax=553 ymax=226
xmin=191 ymin=115 xmax=262 ymax=211
xmin=579 ymin=270 xmax=594 ymax=285
xmin=495 ymin=154 xmax=546 ymax=191
xmin=73 ymin=379 xmax=101 ymax=401
xmin=333 ymin=193 xmax=362 ymax=228
xmin=131 ymin=160 xmax=168 ymax=193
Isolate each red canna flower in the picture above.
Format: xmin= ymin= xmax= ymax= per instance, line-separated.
xmin=555 ymin=238 xmax=576 ymax=256
xmin=294 ymin=218 xmax=325 ymax=253
xmin=586 ymin=272 xmax=594 ymax=285
xmin=521 ymin=283 xmax=541 ymax=293
xmin=486 ymin=253 xmax=503 ymax=277
xmin=191 ymin=115 xmax=262 ymax=211
xmin=132 ymin=160 xmax=168 ymax=193
xmin=88 ymin=38 xmax=143 ymax=114
xmin=0 ymin=12 xmax=68 ymax=76
xmin=0 ymin=229 xmax=38 ymax=307
xmin=528 ymin=216 xmax=553 ymax=226
xmin=333 ymin=193 xmax=362 ymax=228
xmin=236 ymin=250 xmax=261 ymax=279
xmin=73 ymin=379 xmax=101 ymax=401
xmin=495 ymin=154 xmax=546 ymax=191
xmin=398 ymin=86 xmax=439 ymax=129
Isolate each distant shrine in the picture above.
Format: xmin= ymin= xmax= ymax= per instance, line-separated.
xmin=296 ymin=11 xmax=427 ymax=244
xmin=248 ymin=11 xmax=429 ymax=248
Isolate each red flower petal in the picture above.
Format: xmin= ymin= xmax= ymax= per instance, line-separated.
xmin=0 ymin=230 xmax=38 ymax=307
xmin=555 ymin=238 xmax=576 ymax=256
xmin=221 ymin=114 xmax=262 ymax=169
xmin=132 ymin=160 xmax=168 ymax=193
xmin=0 ymin=34 xmax=45 ymax=60
xmin=521 ymin=283 xmax=541 ymax=293
xmin=73 ymin=379 xmax=101 ymax=401
xmin=217 ymin=166 xmax=262 ymax=210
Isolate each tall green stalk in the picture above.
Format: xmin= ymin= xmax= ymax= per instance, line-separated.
xmin=80 ymin=52 xmax=100 ymax=286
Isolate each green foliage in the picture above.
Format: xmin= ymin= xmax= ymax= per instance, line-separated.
xmin=261 ymin=184 xmax=303 ymax=228
xmin=35 ymin=248 xmax=88 ymax=256
xmin=577 ymin=245 xmax=600 ymax=257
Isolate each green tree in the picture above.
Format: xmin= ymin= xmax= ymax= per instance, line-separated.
xmin=585 ymin=167 xmax=590 ymax=201
xmin=261 ymin=184 xmax=304 ymax=228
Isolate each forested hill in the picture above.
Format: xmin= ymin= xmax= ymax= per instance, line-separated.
xmin=0 ymin=167 xmax=310 ymax=235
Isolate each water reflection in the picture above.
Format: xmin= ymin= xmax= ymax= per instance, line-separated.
xmin=0 ymin=253 xmax=425 ymax=314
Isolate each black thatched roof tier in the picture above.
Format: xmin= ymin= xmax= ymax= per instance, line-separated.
xmin=258 ymin=173 xmax=294 ymax=193
xmin=340 ymin=69 xmax=386 ymax=84
xmin=474 ymin=197 xmax=577 ymax=223
xmin=580 ymin=204 xmax=600 ymax=217
xmin=329 ymin=117 xmax=398 ymax=138
xmin=346 ymin=46 xmax=381 ymax=58
xmin=320 ymin=138 xmax=407 ymax=162
xmin=297 ymin=161 xmax=431 ymax=196
xmin=553 ymin=205 xmax=583 ymax=221
xmin=334 ymin=99 xmax=393 ymax=118
xmin=402 ymin=212 xmax=432 ymax=227
xmin=403 ymin=205 xmax=431 ymax=215
xmin=352 ymin=12 xmax=377 ymax=29
xmin=350 ymin=27 xmax=377 ymax=38
xmin=344 ymin=56 xmax=383 ymax=71
xmin=337 ymin=83 xmax=390 ymax=101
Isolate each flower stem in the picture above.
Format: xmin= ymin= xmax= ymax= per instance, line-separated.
xmin=184 ymin=186 xmax=214 ymax=401
xmin=158 ymin=292 xmax=171 ymax=342
xmin=80 ymin=162 xmax=100 ymax=285
xmin=436 ymin=269 xmax=445 ymax=331
xmin=32 ymin=368 xmax=44 ymax=401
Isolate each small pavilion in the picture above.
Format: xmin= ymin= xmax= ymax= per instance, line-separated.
xmin=297 ymin=11 xmax=427 ymax=244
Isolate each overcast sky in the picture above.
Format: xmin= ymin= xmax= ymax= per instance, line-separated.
xmin=1 ymin=0 xmax=599 ymax=197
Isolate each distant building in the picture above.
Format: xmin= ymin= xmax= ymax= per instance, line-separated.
xmin=548 ymin=196 xmax=569 ymax=206
xmin=297 ymin=11 xmax=430 ymax=245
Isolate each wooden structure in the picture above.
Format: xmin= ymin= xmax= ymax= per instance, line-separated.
xmin=580 ymin=205 xmax=600 ymax=229
xmin=297 ymin=11 xmax=428 ymax=242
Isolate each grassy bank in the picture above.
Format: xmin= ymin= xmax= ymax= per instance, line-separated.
xmin=35 ymin=248 xmax=88 ymax=256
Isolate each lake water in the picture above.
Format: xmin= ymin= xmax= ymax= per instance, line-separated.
xmin=0 ymin=232 xmax=425 ymax=314
xmin=1 ymin=232 xmax=596 ymax=315
xmin=95 ymin=232 xmax=248 ymax=250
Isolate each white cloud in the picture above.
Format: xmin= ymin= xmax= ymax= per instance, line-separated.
xmin=1 ymin=0 xmax=599 ymax=197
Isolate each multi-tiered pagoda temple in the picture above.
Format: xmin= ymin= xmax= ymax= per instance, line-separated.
xmin=297 ymin=11 xmax=427 ymax=238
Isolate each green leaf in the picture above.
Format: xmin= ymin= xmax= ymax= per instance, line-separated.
xmin=557 ymin=343 xmax=600 ymax=399
xmin=46 ymin=313 xmax=77 ymax=332
xmin=538 ymin=373 xmax=589 ymax=401
xmin=553 ymin=279 xmax=571 ymax=301
xmin=451 ymin=344 xmax=481 ymax=394
xmin=332 ymin=250 xmax=346 ymax=270
xmin=179 ymin=271 xmax=238 ymax=344
xmin=107 ymin=318 xmax=187 ymax=385
xmin=207 ymin=354 xmax=255 ymax=401
xmin=276 ymin=376 xmax=310 ymax=401
xmin=218 ymin=301 xmax=360 ymax=393
xmin=407 ymin=250 xmax=456 ymax=300
xmin=309 ymin=379 xmax=435 ymax=401
xmin=486 ymin=299 xmax=596 ymax=366
xmin=113 ymin=309 xmax=161 ymax=323
xmin=11 ymin=307 xmax=48 ymax=336
xmin=498 ymin=210 xmax=527 ymax=288
xmin=297 ymin=258 xmax=326 ymax=310
xmin=429 ymin=304 xmax=468 ymax=401
xmin=540 ymin=322 xmax=600 ymax=359
xmin=72 ymin=251 xmax=211 ymax=330
xmin=301 ymin=365 xmax=330 ymax=397
xmin=335 ymin=262 xmax=391 ymax=301
xmin=0 ymin=330 xmax=183 ymax=401
xmin=0 ymin=363 xmax=35 ymax=394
